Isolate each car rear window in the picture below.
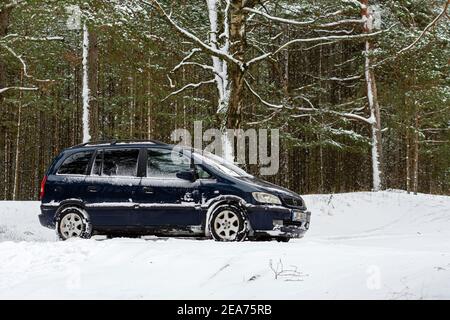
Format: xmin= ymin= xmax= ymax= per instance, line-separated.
xmin=92 ymin=149 xmax=140 ymax=177
xmin=57 ymin=151 xmax=93 ymax=175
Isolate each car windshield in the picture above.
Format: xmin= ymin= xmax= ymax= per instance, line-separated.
xmin=190 ymin=149 xmax=252 ymax=178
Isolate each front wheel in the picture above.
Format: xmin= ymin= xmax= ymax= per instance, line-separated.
xmin=56 ymin=207 xmax=92 ymax=240
xmin=209 ymin=204 xmax=248 ymax=242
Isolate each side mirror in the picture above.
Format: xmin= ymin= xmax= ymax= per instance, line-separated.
xmin=176 ymin=170 xmax=197 ymax=182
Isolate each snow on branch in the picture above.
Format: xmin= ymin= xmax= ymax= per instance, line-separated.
xmin=247 ymin=110 xmax=281 ymax=125
xmin=245 ymin=78 xmax=373 ymax=125
xmin=246 ymin=27 xmax=390 ymax=68
xmin=394 ymin=0 xmax=449 ymax=56
xmin=318 ymin=18 xmax=365 ymax=28
xmin=1 ymin=44 xmax=53 ymax=83
xmin=329 ymin=110 xmax=375 ymax=124
xmin=305 ymin=73 xmax=362 ymax=82
xmin=242 ymin=7 xmax=318 ymax=26
xmin=20 ymin=36 xmax=64 ymax=41
xmin=0 ymin=86 xmax=38 ymax=95
xmin=244 ymin=77 xmax=375 ymax=125
xmin=162 ymin=79 xmax=215 ymax=101
xmin=1 ymin=34 xmax=64 ymax=43
xmin=171 ymin=48 xmax=220 ymax=77
xmin=374 ymin=1 xmax=449 ymax=68
xmin=244 ymin=79 xmax=283 ymax=109
xmin=244 ymin=7 xmax=365 ymax=28
xmin=142 ymin=0 xmax=243 ymax=69
xmin=175 ymin=61 xmax=217 ymax=74
xmin=272 ymin=28 xmax=387 ymax=54
xmin=172 ymin=48 xmax=202 ymax=72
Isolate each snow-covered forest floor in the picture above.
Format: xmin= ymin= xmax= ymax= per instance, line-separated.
xmin=0 ymin=190 xmax=449 ymax=299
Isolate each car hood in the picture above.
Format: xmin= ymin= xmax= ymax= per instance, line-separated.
xmin=236 ymin=176 xmax=302 ymax=199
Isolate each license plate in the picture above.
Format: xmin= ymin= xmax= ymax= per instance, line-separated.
xmin=273 ymin=219 xmax=284 ymax=226
xmin=293 ymin=211 xmax=310 ymax=222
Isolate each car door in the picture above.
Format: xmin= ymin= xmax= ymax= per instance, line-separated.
xmin=134 ymin=147 xmax=202 ymax=227
xmin=84 ymin=148 xmax=141 ymax=227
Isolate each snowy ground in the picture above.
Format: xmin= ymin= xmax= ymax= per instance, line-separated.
xmin=0 ymin=190 xmax=450 ymax=299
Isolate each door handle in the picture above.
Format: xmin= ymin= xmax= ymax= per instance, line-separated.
xmin=142 ymin=186 xmax=154 ymax=194
xmin=87 ymin=186 xmax=98 ymax=193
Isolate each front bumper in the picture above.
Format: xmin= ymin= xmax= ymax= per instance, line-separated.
xmin=247 ymin=205 xmax=311 ymax=239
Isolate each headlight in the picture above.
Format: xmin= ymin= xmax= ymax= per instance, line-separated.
xmin=252 ymin=192 xmax=282 ymax=205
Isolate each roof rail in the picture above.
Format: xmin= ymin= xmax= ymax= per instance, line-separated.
xmin=70 ymin=139 xmax=168 ymax=148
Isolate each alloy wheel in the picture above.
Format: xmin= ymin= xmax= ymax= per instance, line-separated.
xmin=213 ymin=210 xmax=241 ymax=241
xmin=59 ymin=212 xmax=84 ymax=239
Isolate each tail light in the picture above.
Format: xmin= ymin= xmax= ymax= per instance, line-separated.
xmin=39 ymin=175 xmax=47 ymax=200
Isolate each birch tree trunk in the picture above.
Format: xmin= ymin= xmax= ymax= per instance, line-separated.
xmin=361 ymin=0 xmax=383 ymax=191
xmin=82 ymin=23 xmax=91 ymax=143
xmin=88 ymin=30 xmax=98 ymax=140
xmin=206 ymin=0 xmax=230 ymax=115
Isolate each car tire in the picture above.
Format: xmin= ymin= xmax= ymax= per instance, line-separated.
xmin=276 ymin=237 xmax=290 ymax=243
xmin=56 ymin=207 xmax=92 ymax=240
xmin=209 ymin=203 xmax=248 ymax=242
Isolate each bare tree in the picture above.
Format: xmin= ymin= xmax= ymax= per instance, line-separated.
xmin=143 ymin=0 xmax=386 ymax=162
xmin=361 ymin=0 xmax=382 ymax=191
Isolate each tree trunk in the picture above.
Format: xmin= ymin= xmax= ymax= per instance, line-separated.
xmin=362 ymin=0 xmax=383 ymax=191
xmin=412 ymin=113 xmax=419 ymax=194
xmin=406 ymin=128 xmax=411 ymax=193
xmin=129 ymin=75 xmax=135 ymax=137
xmin=206 ymin=0 xmax=230 ymax=115
xmin=3 ymin=130 xmax=9 ymax=200
xmin=0 ymin=6 xmax=12 ymax=94
xmin=13 ymin=73 xmax=23 ymax=200
xmin=82 ymin=23 xmax=91 ymax=143
xmin=147 ymin=63 xmax=152 ymax=139
xmin=225 ymin=0 xmax=247 ymax=130
xmin=88 ymin=30 xmax=99 ymax=140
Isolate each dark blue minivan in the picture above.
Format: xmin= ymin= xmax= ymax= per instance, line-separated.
xmin=39 ymin=140 xmax=311 ymax=242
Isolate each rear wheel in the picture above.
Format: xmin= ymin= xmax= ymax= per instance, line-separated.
xmin=57 ymin=207 xmax=92 ymax=240
xmin=209 ymin=204 xmax=248 ymax=242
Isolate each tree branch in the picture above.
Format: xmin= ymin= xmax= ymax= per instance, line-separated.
xmin=142 ymin=0 xmax=243 ymax=68
xmin=162 ymin=79 xmax=215 ymax=101
xmin=244 ymin=79 xmax=283 ymax=109
xmin=1 ymin=44 xmax=53 ymax=82
xmin=245 ymin=26 xmax=391 ymax=67
xmin=244 ymin=7 xmax=365 ymax=28
xmin=395 ymin=0 xmax=449 ymax=55
xmin=0 ymin=86 xmax=38 ymax=95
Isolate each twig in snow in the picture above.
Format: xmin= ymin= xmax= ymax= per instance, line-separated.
xmin=269 ymin=259 xmax=307 ymax=281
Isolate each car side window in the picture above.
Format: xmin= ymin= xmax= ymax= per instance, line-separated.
xmin=57 ymin=151 xmax=93 ymax=175
xmin=147 ymin=148 xmax=191 ymax=178
xmin=91 ymin=149 xmax=139 ymax=177
xmin=91 ymin=150 xmax=103 ymax=176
